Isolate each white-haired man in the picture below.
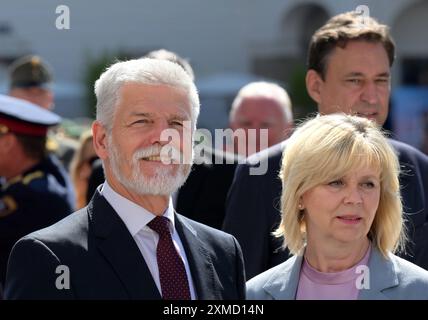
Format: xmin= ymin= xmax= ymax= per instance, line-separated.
xmin=5 ymin=59 xmax=245 ymax=300
xmin=227 ymin=82 xmax=293 ymax=157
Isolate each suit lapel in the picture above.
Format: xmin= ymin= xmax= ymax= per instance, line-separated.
xmin=175 ymin=213 xmax=221 ymax=299
xmin=263 ymin=255 xmax=302 ymax=300
xmin=89 ymin=191 xmax=161 ymax=300
xmin=358 ymin=247 xmax=399 ymax=300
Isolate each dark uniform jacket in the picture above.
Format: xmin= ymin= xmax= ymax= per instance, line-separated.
xmin=0 ymin=154 xmax=74 ymax=292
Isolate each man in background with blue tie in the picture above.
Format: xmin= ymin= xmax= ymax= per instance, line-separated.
xmin=5 ymin=58 xmax=245 ymax=299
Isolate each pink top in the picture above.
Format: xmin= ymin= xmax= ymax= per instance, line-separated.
xmin=296 ymin=245 xmax=371 ymax=300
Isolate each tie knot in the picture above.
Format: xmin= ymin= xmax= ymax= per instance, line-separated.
xmin=147 ymin=216 xmax=170 ymax=236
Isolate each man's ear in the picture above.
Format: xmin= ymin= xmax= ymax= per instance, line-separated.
xmin=306 ymin=69 xmax=323 ymax=105
xmin=92 ymin=121 xmax=109 ymax=160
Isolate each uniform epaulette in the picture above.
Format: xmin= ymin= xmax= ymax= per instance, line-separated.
xmin=0 ymin=195 xmax=18 ymax=218
xmin=22 ymin=170 xmax=44 ymax=185
xmin=5 ymin=175 xmax=23 ymax=187
xmin=46 ymin=137 xmax=59 ymax=152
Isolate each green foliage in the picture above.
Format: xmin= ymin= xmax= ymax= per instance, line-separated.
xmin=83 ymin=51 xmax=132 ymax=118
xmin=288 ymin=63 xmax=317 ymax=120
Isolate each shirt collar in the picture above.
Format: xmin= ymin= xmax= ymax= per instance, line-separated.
xmin=101 ymin=181 xmax=175 ymax=237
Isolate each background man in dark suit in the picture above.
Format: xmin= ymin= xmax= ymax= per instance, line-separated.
xmin=223 ymin=11 xmax=428 ymax=280
xmin=5 ymin=58 xmax=245 ymax=299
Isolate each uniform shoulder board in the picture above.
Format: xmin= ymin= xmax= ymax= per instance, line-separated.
xmin=22 ymin=170 xmax=45 ymax=185
xmin=0 ymin=195 xmax=18 ymax=218
xmin=46 ymin=137 xmax=59 ymax=152
xmin=6 ymin=174 xmax=23 ymax=186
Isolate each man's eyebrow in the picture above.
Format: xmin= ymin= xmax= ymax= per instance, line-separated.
xmin=344 ymin=72 xmax=390 ymax=77
xmin=168 ymin=114 xmax=189 ymax=121
xmin=376 ymin=72 xmax=390 ymax=78
xmin=344 ymin=72 xmax=365 ymax=77
xmin=128 ymin=112 xmax=190 ymax=121
xmin=129 ymin=112 xmax=153 ymax=118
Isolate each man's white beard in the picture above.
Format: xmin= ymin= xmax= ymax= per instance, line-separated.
xmin=108 ymin=139 xmax=192 ymax=196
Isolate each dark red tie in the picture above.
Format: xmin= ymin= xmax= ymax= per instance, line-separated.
xmin=147 ymin=216 xmax=191 ymax=300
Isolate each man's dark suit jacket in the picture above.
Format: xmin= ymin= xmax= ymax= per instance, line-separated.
xmin=223 ymin=139 xmax=428 ymax=280
xmin=5 ymin=190 xmax=246 ymax=299
xmin=176 ymin=149 xmax=238 ymax=229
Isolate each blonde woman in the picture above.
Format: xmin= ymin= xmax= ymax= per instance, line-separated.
xmin=247 ymin=114 xmax=428 ymax=300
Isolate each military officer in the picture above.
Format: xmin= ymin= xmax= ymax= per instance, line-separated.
xmin=0 ymin=95 xmax=74 ymax=295
xmin=8 ymin=55 xmax=78 ymax=169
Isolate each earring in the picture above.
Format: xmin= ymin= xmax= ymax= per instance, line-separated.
xmin=298 ymin=203 xmax=304 ymax=210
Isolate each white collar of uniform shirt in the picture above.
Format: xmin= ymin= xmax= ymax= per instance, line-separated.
xmin=100 ymin=181 xmax=176 ymax=236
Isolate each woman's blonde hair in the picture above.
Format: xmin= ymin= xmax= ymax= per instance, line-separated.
xmin=274 ymin=114 xmax=406 ymax=258
xmin=69 ymin=130 xmax=96 ymax=209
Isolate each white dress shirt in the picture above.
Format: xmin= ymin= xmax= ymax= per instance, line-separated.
xmin=101 ymin=181 xmax=196 ymax=299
